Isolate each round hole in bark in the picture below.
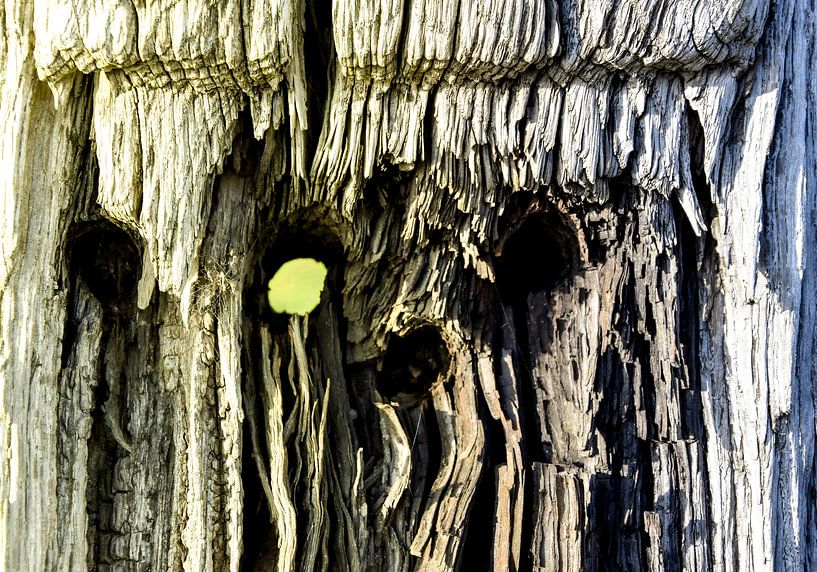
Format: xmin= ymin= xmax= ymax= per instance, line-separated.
xmin=361 ymin=162 xmax=412 ymax=212
xmin=68 ymin=221 xmax=141 ymax=305
xmin=253 ymin=213 xmax=345 ymax=329
xmin=496 ymin=211 xmax=576 ymax=301
xmin=377 ymin=326 xmax=451 ymax=402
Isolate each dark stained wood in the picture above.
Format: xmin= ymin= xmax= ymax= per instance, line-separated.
xmin=1 ymin=0 xmax=815 ymax=570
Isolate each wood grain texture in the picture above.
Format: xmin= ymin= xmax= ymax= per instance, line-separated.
xmin=1 ymin=0 xmax=815 ymax=570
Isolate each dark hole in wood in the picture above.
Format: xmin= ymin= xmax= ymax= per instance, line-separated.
xmin=226 ymin=104 xmax=264 ymax=177
xmin=242 ymin=213 xmax=348 ymax=567
xmin=496 ymin=212 xmax=574 ymax=302
xmin=377 ymin=326 xmax=450 ymax=402
xmin=252 ymin=218 xmax=344 ymax=333
xmin=69 ymin=221 xmax=140 ymax=305
xmin=361 ymin=162 xmax=411 ymax=212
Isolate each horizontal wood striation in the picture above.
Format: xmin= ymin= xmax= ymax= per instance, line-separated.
xmin=0 ymin=0 xmax=814 ymax=570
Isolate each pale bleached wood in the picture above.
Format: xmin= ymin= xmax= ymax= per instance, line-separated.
xmin=1 ymin=0 xmax=815 ymax=570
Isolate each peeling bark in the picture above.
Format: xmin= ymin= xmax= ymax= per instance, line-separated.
xmin=1 ymin=0 xmax=815 ymax=570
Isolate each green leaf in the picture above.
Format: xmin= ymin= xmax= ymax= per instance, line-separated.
xmin=267 ymin=258 xmax=328 ymax=315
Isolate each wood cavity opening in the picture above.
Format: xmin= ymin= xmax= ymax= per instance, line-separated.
xmin=253 ymin=213 xmax=345 ymax=328
xmin=225 ymin=104 xmax=264 ymax=178
xmin=242 ymin=212 xmax=348 ymax=569
xmin=67 ymin=220 xmax=141 ymax=305
xmin=377 ymin=326 xmax=451 ymax=404
xmin=495 ymin=208 xmax=578 ymax=303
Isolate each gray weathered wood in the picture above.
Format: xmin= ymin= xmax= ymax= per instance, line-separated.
xmin=1 ymin=0 xmax=815 ymax=570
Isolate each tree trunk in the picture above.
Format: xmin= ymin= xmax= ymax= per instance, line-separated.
xmin=1 ymin=0 xmax=815 ymax=570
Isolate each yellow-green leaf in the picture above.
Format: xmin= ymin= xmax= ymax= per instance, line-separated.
xmin=267 ymin=258 xmax=328 ymax=315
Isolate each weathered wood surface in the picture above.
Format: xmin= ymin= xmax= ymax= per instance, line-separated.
xmin=0 ymin=0 xmax=815 ymax=570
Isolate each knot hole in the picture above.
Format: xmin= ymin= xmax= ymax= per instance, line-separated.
xmin=377 ymin=326 xmax=451 ymax=403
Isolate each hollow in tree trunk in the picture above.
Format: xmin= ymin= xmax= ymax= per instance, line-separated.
xmin=1 ymin=0 xmax=815 ymax=570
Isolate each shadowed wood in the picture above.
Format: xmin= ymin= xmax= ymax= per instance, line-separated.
xmin=1 ymin=0 xmax=815 ymax=570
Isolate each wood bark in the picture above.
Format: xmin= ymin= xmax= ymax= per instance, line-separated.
xmin=0 ymin=0 xmax=815 ymax=570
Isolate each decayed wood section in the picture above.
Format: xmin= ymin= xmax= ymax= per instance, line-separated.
xmin=1 ymin=0 xmax=815 ymax=570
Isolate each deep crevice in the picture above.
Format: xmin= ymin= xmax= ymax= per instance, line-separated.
xmin=591 ymin=349 xmax=649 ymax=570
xmin=675 ymin=196 xmax=705 ymax=441
xmin=240 ymin=384 xmax=277 ymax=570
xmin=681 ymin=101 xmax=710 ymax=460
xmin=240 ymin=321 xmax=300 ymax=570
xmin=492 ymin=198 xmax=580 ymax=569
xmin=512 ymin=301 xmax=548 ymax=572
xmin=60 ymin=314 xmax=80 ymax=370
xmin=638 ymin=438 xmax=656 ymax=569
xmin=460 ymin=393 xmax=505 ymax=569
xmin=85 ymin=319 xmax=125 ymax=570
xmin=412 ymin=400 xmax=443 ymax=542
xmin=509 ymin=303 xmax=548 ymax=467
xmin=304 ymin=0 xmax=334 ymax=160
xmin=86 ymin=330 xmax=112 ymax=566
xmin=224 ymin=103 xmax=264 ymax=178
xmin=685 ymin=101 xmax=715 ymax=229
xmin=63 ymin=215 xmax=148 ymax=569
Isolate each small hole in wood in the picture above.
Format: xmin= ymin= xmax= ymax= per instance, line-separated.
xmin=69 ymin=221 xmax=141 ymax=305
xmin=496 ymin=212 xmax=575 ymax=302
xmin=377 ymin=326 xmax=451 ymax=402
xmin=227 ymin=106 xmax=264 ymax=178
xmin=251 ymin=213 xmax=345 ymax=331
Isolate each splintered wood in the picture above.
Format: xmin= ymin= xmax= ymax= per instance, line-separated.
xmin=0 ymin=0 xmax=815 ymax=570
